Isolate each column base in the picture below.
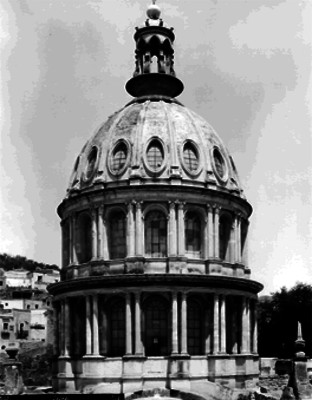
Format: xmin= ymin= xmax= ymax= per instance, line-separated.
xmin=82 ymin=354 xmax=105 ymax=359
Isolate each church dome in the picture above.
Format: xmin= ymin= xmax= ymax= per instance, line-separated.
xmin=67 ymin=99 xmax=244 ymax=199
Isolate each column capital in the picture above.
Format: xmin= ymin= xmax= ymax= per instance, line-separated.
xmin=98 ymin=204 xmax=104 ymax=214
xmin=169 ymin=201 xmax=176 ymax=210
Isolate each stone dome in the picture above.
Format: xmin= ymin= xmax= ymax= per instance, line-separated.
xmin=67 ymin=98 xmax=244 ymax=200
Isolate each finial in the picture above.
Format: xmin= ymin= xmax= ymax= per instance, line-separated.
xmin=147 ymin=0 xmax=161 ymax=20
xmin=295 ymin=321 xmax=306 ymax=359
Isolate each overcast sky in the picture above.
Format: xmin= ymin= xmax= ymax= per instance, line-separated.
xmin=0 ymin=0 xmax=311 ymax=295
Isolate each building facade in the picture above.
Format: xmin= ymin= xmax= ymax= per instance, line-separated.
xmin=49 ymin=2 xmax=263 ymax=396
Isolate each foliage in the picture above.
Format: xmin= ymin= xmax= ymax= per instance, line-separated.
xmin=0 ymin=253 xmax=59 ymax=273
xmin=258 ymin=283 xmax=312 ymax=358
xmin=18 ymin=344 xmax=54 ymax=386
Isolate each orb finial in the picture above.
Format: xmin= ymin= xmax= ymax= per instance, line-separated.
xmin=147 ymin=0 xmax=161 ymax=20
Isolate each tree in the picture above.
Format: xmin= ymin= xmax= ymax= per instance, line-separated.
xmin=258 ymin=283 xmax=312 ymax=358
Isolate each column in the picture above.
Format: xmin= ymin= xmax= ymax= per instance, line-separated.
xmin=242 ymin=220 xmax=249 ymax=267
xmin=91 ymin=208 xmax=97 ymax=260
xmin=213 ymin=294 xmax=219 ymax=354
xmin=220 ymin=295 xmax=226 ymax=353
xmin=214 ymin=207 xmax=220 ymax=258
xmin=203 ymin=217 xmax=209 ymax=259
xmin=60 ymin=300 xmax=65 ymax=356
xmin=252 ymin=301 xmax=258 ymax=354
xmin=100 ymin=299 xmax=108 ymax=356
xmin=135 ymin=202 xmax=143 ymax=256
xmin=241 ymin=297 xmax=249 ymax=354
xmin=127 ymin=203 xmax=135 ymax=257
xmin=230 ymin=223 xmax=236 ymax=263
xmin=92 ymin=295 xmax=99 ymax=355
xmin=64 ymin=299 xmax=70 ymax=356
xmin=169 ymin=202 xmax=177 ymax=256
xmin=207 ymin=205 xmax=214 ymax=258
xmin=97 ymin=206 xmax=104 ymax=259
xmin=171 ymin=292 xmax=178 ymax=355
xmin=204 ymin=304 xmax=211 ymax=354
xmin=72 ymin=214 xmax=77 ymax=265
xmin=236 ymin=215 xmax=242 ymax=263
xmin=53 ymin=303 xmax=60 ymax=356
xmin=103 ymin=215 xmax=109 ymax=260
xmin=181 ymin=292 xmax=188 ymax=354
xmin=135 ymin=292 xmax=143 ymax=355
xmin=69 ymin=217 xmax=73 ymax=265
xmin=61 ymin=221 xmax=65 ymax=268
xmin=125 ymin=293 xmax=132 ymax=355
xmin=177 ymin=202 xmax=185 ymax=256
xmin=85 ymin=296 xmax=92 ymax=355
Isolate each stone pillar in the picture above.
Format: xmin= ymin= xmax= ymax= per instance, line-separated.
xmin=169 ymin=202 xmax=177 ymax=256
xmin=92 ymin=295 xmax=99 ymax=355
xmin=236 ymin=215 xmax=242 ymax=263
xmin=68 ymin=217 xmax=73 ymax=265
xmin=64 ymin=299 xmax=70 ymax=357
xmin=220 ymin=295 xmax=226 ymax=353
xmin=91 ymin=208 xmax=97 ymax=260
xmin=127 ymin=203 xmax=135 ymax=257
xmin=171 ymin=292 xmax=178 ymax=355
xmin=177 ymin=202 xmax=185 ymax=256
xmin=241 ymin=297 xmax=250 ymax=354
xmin=53 ymin=303 xmax=59 ymax=356
xmin=60 ymin=300 xmax=65 ymax=356
xmin=135 ymin=202 xmax=143 ymax=256
xmin=230 ymin=222 xmax=236 ymax=263
xmin=98 ymin=206 xmax=104 ymax=259
xmin=181 ymin=292 xmax=188 ymax=355
xmin=72 ymin=214 xmax=77 ymax=265
xmin=85 ymin=296 xmax=92 ymax=355
xmin=125 ymin=293 xmax=132 ymax=355
xmin=242 ymin=219 xmax=249 ymax=267
xmin=100 ymin=299 xmax=108 ymax=356
xmin=213 ymin=294 xmax=219 ymax=354
xmin=135 ymin=292 xmax=143 ymax=355
xmin=207 ymin=205 xmax=214 ymax=259
xmin=252 ymin=301 xmax=258 ymax=354
xmin=103 ymin=214 xmax=109 ymax=260
xmin=214 ymin=207 xmax=220 ymax=259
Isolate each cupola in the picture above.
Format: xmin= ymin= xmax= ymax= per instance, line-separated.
xmin=125 ymin=0 xmax=184 ymax=99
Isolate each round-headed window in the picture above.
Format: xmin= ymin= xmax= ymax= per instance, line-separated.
xmin=213 ymin=148 xmax=226 ymax=180
xmin=183 ymin=141 xmax=199 ymax=172
xmin=85 ymin=146 xmax=98 ymax=180
xmin=110 ymin=142 xmax=127 ymax=174
xmin=146 ymin=139 xmax=164 ymax=170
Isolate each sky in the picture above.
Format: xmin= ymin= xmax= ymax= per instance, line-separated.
xmin=0 ymin=0 xmax=311 ymax=295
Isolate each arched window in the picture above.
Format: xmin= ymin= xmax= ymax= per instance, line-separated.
xmin=62 ymin=220 xmax=70 ymax=267
xmin=76 ymin=213 xmax=92 ymax=264
xmin=145 ymin=210 xmax=167 ymax=257
xmin=185 ymin=211 xmax=202 ymax=258
xmin=146 ymin=140 xmax=164 ymax=170
xmin=108 ymin=298 xmax=125 ymax=357
xmin=143 ymin=296 xmax=170 ymax=356
xmin=187 ymin=298 xmax=203 ymax=355
xmin=109 ymin=210 xmax=126 ymax=259
xmin=219 ymin=214 xmax=232 ymax=261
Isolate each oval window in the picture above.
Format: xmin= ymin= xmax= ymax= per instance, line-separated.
xmin=183 ymin=142 xmax=199 ymax=172
xmin=213 ymin=148 xmax=226 ymax=180
xmin=146 ymin=140 xmax=164 ymax=170
xmin=85 ymin=146 xmax=98 ymax=180
xmin=110 ymin=142 xmax=127 ymax=174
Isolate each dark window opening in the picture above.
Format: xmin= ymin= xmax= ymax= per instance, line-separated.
xmin=145 ymin=210 xmax=167 ymax=257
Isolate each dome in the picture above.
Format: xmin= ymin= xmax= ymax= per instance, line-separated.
xmin=67 ymin=99 xmax=244 ymax=199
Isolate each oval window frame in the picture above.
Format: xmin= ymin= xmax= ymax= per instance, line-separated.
xmin=211 ymin=146 xmax=229 ymax=184
xmin=143 ymin=137 xmax=167 ymax=176
xmin=180 ymin=139 xmax=202 ymax=177
xmin=83 ymin=145 xmax=99 ymax=182
xmin=108 ymin=139 xmax=131 ymax=177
